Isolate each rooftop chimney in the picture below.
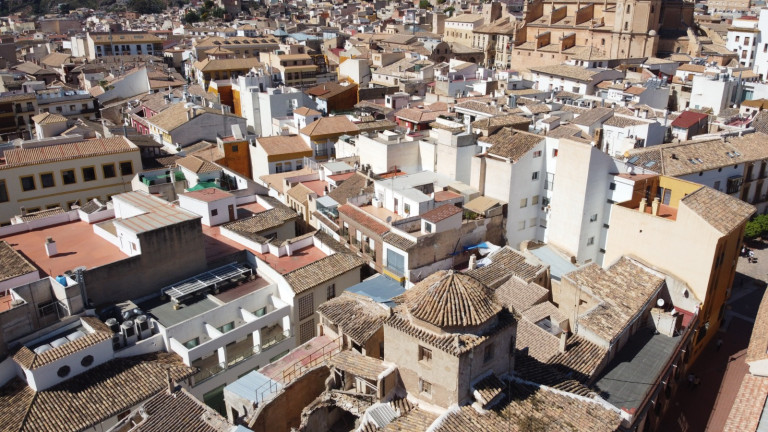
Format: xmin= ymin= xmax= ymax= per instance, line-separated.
xmin=468 ymin=254 xmax=477 ymax=270
xmin=186 ymin=108 xmax=192 ymax=121
xmin=45 ymin=237 xmax=57 ymax=257
xmin=559 ymin=332 xmax=567 ymax=353
xmin=652 ymin=197 xmax=660 ymax=216
xmin=638 ymin=197 xmax=647 ymax=213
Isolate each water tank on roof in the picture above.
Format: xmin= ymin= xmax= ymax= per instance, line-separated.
xmin=55 ymin=275 xmax=68 ymax=287
xmin=66 ymin=330 xmax=86 ymax=341
xmin=33 ymin=344 xmax=53 ymax=354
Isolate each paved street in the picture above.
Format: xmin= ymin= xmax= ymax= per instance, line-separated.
xmin=657 ymin=244 xmax=768 ymax=432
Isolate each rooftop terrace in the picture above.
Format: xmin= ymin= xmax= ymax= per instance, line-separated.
xmin=1 ymin=221 xmax=127 ymax=277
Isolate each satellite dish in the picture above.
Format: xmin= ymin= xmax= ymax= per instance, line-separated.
xmin=656 ymin=298 xmax=665 ymax=308
xmin=386 ymin=216 xmax=392 ymax=223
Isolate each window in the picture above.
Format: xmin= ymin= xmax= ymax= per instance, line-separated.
xmin=55 ymin=106 xmax=62 ymax=113
xmin=217 ymin=321 xmax=235 ymax=333
xmin=299 ymin=293 xmax=314 ymax=320
xmin=419 ymin=345 xmax=432 ymax=362
xmin=39 ymin=173 xmax=55 ymax=188
xmin=327 ymin=283 xmax=335 ymax=300
xmin=483 ymin=343 xmax=494 ymax=363
xmin=609 ymin=182 xmax=616 ymax=190
xmin=62 ymin=169 xmax=76 ymax=185
xmin=533 ymin=150 xmax=542 ymax=158
xmin=587 ymin=236 xmax=595 ymax=246
xmin=746 ymin=37 xmax=751 ymax=45
xmin=419 ymin=379 xmax=432 ymax=395
xmin=714 ymin=180 xmax=721 ymax=191
xmin=520 ymin=198 xmax=527 ymax=208
xmin=425 ymin=222 xmax=433 ymax=233
xmin=626 ymin=4 xmax=630 ymax=12
xmin=299 ymin=319 xmax=315 ymax=344
xmin=624 ymin=22 xmax=628 ymax=31
xmin=69 ymin=104 xmax=75 ymax=111
xmin=119 ymin=161 xmax=134 ymax=176
xmin=66 ymin=200 xmax=79 ymax=210
xmin=20 ymin=175 xmax=35 ymax=191
xmin=57 ymin=365 xmax=71 ymax=377
xmin=184 ymin=337 xmax=199 ymax=349
xmin=231 ymin=145 xmax=239 ymax=152
xmin=102 ymin=163 xmax=116 ymax=179
xmin=82 ymin=103 xmax=88 ymax=110
xmin=531 ymin=171 xmax=539 ymax=181
xmin=37 ymin=300 xmax=56 ymax=317
xmin=552 ymin=149 xmax=558 ymax=157
xmin=254 ymin=306 xmax=267 ymax=317
xmin=518 ymin=220 xmax=526 ymax=231
xmin=82 ymin=167 xmax=96 ymax=182
xmin=211 ymin=209 xmax=219 ymax=217
xmin=532 ymin=195 xmax=539 ymax=205
xmin=81 ymin=355 xmax=94 ymax=367
xmin=404 ymin=203 xmax=411 ymax=214
xmin=0 ymin=180 xmax=8 ymax=203
xmin=275 ymin=163 xmax=283 ymax=173
xmin=590 ymin=213 xmax=598 ymax=222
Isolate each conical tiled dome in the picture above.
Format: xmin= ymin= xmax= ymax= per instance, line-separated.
xmin=406 ymin=271 xmax=502 ymax=328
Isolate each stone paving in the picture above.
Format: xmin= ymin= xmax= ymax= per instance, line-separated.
xmin=657 ymin=244 xmax=768 ymax=432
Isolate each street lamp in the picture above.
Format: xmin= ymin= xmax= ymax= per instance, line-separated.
xmin=654 ymin=298 xmax=665 ymax=335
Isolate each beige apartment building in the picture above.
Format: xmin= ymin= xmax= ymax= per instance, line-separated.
xmin=604 ymin=175 xmax=754 ymax=362
xmin=0 ymin=136 xmax=141 ymax=224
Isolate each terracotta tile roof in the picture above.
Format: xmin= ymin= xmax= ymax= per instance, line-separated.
xmin=604 ymin=114 xmax=648 ymax=128
xmin=283 ymin=252 xmax=366 ymax=294
xmin=433 ymin=378 xmax=621 ymax=432
xmin=548 ymin=334 xmax=608 ymax=383
xmin=493 ymin=277 xmax=548 ymax=314
xmin=259 ymin=167 xmax=316 ymax=193
xmin=176 ymin=155 xmax=221 ymax=174
xmin=338 ymin=204 xmax=389 ymax=236
xmin=146 ymin=103 xmax=234 ymax=133
xmin=671 ymin=110 xmax=708 ymax=128
xmin=31 ymin=112 xmax=67 ymax=125
xmin=286 ymin=183 xmax=316 ymax=203
xmin=134 ymin=389 xmax=224 ymax=432
xmin=300 ymin=116 xmax=359 ymax=137
xmin=473 ymin=373 xmax=505 ymax=406
xmin=1 ymin=137 xmax=137 ymax=169
xmin=723 ymin=374 xmax=768 ymax=432
xmin=329 ymin=350 xmax=388 ymax=380
xmin=90 ymin=32 xmax=163 ymax=43
xmin=293 ymin=107 xmax=322 ymax=117
xmin=625 ymin=136 xmax=768 ymax=177
xmin=305 ymin=82 xmax=357 ymax=100
xmin=13 ymin=317 xmax=114 ymax=370
xmin=193 ymin=57 xmax=264 ymax=73
xmin=572 ymin=107 xmax=614 ymax=126
xmin=222 ymin=207 xmax=299 ymax=238
xmin=327 ymin=173 xmax=373 ymax=204
xmin=385 ymin=307 xmax=516 ymax=356
xmin=482 ymin=128 xmax=543 ymax=161
xmin=382 ymin=232 xmax=415 ymax=251
xmin=399 ymin=271 xmax=501 ymax=328
xmin=18 ymin=207 xmax=67 ymax=222
xmin=0 ymin=352 xmax=195 ymax=432
xmin=421 ymin=204 xmax=461 ymax=223
xmin=0 ymin=241 xmax=36 ymax=283
xmin=516 ymin=319 xmax=561 ymax=364
xmin=681 ymin=186 xmax=755 ymax=235
xmin=471 ymin=114 xmax=530 ymax=130
xmin=455 ymin=100 xmax=503 ymax=115
xmin=522 ymin=301 xmax=567 ymax=326
xmin=394 ymin=107 xmax=449 ymax=124
xmin=529 ymin=64 xmax=606 ymax=82
xmin=513 ymin=353 xmax=595 ymax=397
xmin=751 ymin=111 xmax=768 ymax=134
xmin=434 ymin=190 xmax=462 ymax=202
xmin=467 ymin=246 xmax=546 ymax=288
xmin=317 ymin=291 xmax=388 ymax=344
xmin=379 ymin=407 xmax=437 ymax=431
xmin=565 ymin=257 xmax=665 ymax=342
xmin=677 ymin=63 xmax=706 ymax=73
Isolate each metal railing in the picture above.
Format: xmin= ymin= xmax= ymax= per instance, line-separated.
xmin=194 ymin=330 xmax=293 ymax=385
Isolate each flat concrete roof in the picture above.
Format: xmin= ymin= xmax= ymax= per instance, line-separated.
xmin=346 ymin=273 xmax=405 ymax=307
xmin=1 ymin=221 xmax=127 ymax=277
xmin=141 ymin=295 xmax=219 ymax=328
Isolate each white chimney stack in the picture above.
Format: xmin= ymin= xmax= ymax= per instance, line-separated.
xmin=45 ymin=237 xmax=57 ymax=257
xmin=638 ymin=198 xmax=647 ymax=213
xmin=652 ymin=197 xmax=660 ymax=216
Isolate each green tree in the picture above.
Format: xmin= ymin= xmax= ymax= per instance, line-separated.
xmin=211 ymin=5 xmax=225 ymax=17
xmin=184 ymin=9 xmax=201 ymax=23
xmin=129 ymin=0 xmax=165 ymax=13
xmin=419 ymin=0 xmax=430 ymax=9
xmin=745 ymin=219 xmax=763 ymax=240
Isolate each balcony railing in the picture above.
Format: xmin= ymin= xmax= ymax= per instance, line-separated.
xmin=193 ymin=330 xmax=292 ymax=385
